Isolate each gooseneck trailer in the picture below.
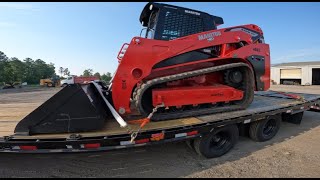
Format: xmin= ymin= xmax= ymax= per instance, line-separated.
xmin=0 ymin=88 xmax=319 ymax=158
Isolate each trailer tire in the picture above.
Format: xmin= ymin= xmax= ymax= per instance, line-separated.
xmin=193 ymin=124 xmax=239 ymax=158
xmin=249 ymin=116 xmax=281 ymax=142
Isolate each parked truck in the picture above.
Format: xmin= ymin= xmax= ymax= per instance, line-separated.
xmin=60 ymin=75 xmax=99 ymax=87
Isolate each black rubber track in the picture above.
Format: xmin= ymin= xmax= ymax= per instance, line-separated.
xmin=134 ymin=62 xmax=255 ymax=121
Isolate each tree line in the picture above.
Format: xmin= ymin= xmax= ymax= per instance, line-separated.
xmin=0 ymin=51 xmax=56 ymax=85
xmin=81 ymin=68 xmax=112 ymax=83
xmin=0 ymin=50 xmax=113 ymax=85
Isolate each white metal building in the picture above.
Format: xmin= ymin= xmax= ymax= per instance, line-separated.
xmin=271 ymin=61 xmax=320 ymax=85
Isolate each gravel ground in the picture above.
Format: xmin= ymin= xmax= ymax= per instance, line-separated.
xmin=0 ymin=85 xmax=319 ymax=178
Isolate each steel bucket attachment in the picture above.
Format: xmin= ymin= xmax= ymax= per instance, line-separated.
xmin=14 ymin=83 xmax=111 ymax=136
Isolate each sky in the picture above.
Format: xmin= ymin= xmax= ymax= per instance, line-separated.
xmin=0 ymin=2 xmax=320 ymax=76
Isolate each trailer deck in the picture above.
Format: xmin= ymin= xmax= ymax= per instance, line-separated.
xmin=0 ymin=91 xmax=319 ymax=153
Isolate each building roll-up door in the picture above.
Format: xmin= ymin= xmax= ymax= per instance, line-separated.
xmin=280 ymin=68 xmax=302 ymax=79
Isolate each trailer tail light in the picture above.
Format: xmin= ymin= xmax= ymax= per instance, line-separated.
xmin=150 ymin=132 xmax=165 ymax=141
xmin=135 ymin=138 xmax=150 ymax=144
xmin=311 ymin=105 xmax=320 ymax=110
xmin=19 ymin=145 xmax=37 ymax=151
xmin=120 ymin=140 xmax=133 ymax=146
xmin=120 ymin=138 xmax=150 ymax=146
xmin=175 ymin=133 xmax=187 ymax=138
xmin=82 ymin=143 xmax=101 ymax=149
xmin=187 ymin=130 xmax=198 ymax=136
xmin=175 ymin=130 xmax=198 ymax=138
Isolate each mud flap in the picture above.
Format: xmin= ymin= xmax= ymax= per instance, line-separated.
xmin=14 ymin=83 xmax=110 ymax=135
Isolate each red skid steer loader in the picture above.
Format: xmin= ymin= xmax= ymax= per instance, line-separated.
xmin=14 ymin=2 xmax=270 ymax=138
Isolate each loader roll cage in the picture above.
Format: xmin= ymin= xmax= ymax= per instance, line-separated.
xmin=139 ymin=2 xmax=224 ymax=40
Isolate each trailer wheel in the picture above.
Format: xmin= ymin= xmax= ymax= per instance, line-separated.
xmin=193 ymin=124 xmax=239 ymax=158
xmin=249 ymin=116 xmax=281 ymax=142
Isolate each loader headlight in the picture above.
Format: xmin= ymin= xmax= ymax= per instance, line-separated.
xmin=117 ymin=43 xmax=129 ymax=61
xmin=118 ymin=54 xmax=124 ymax=59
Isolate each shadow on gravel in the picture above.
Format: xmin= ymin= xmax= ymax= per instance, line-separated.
xmin=0 ymin=111 xmax=319 ymax=178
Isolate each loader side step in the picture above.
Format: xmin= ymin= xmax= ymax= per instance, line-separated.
xmin=152 ymin=84 xmax=244 ymax=107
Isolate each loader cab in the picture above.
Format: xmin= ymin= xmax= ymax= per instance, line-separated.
xmin=139 ymin=2 xmax=224 ymax=41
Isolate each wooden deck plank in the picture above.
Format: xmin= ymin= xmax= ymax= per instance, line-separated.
xmin=0 ymin=102 xmax=41 ymax=137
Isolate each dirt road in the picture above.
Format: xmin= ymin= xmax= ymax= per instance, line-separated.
xmin=0 ymin=85 xmax=319 ymax=178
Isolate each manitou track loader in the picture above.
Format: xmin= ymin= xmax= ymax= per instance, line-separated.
xmin=14 ymin=2 xmax=270 ymax=137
